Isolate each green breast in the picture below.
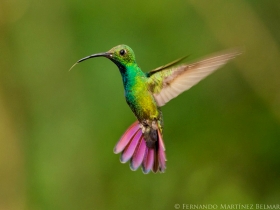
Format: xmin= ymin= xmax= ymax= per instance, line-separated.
xmin=122 ymin=65 xmax=160 ymax=121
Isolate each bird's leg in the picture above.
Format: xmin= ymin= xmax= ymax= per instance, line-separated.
xmin=140 ymin=119 xmax=158 ymax=148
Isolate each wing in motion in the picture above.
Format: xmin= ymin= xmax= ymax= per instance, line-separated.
xmin=147 ymin=49 xmax=241 ymax=107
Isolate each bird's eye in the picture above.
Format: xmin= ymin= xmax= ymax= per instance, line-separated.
xmin=119 ymin=49 xmax=126 ymax=56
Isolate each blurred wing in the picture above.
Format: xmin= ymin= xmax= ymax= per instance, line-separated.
xmin=147 ymin=55 xmax=189 ymax=73
xmin=147 ymin=49 xmax=241 ymax=107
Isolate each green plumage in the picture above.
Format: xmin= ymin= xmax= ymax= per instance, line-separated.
xmin=123 ymin=65 xmax=161 ymax=122
xmin=107 ymin=45 xmax=162 ymax=128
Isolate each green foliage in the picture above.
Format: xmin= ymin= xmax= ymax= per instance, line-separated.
xmin=1 ymin=0 xmax=280 ymax=209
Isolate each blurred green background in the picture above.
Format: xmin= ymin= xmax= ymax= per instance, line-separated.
xmin=1 ymin=0 xmax=280 ymax=209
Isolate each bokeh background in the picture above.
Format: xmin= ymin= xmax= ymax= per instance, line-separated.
xmin=1 ymin=0 xmax=280 ymax=209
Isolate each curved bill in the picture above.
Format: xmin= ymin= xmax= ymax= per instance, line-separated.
xmin=69 ymin=52 xmax=112 ymax=71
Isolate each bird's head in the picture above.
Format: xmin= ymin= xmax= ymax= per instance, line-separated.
xmin=70 ymin=45 xmax=136 ymax=71
xmin=107 ymin=45 xmax=136 ymax=67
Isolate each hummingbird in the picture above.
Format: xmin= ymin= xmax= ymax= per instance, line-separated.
xmin=71 ymin=45 xmax=240 ymax=174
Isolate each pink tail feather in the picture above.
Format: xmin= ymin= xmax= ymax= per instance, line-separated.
xmin=114 ymin=121 xmax=166 ymax=173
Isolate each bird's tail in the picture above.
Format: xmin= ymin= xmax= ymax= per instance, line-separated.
xmin=114 ymin=121 xmax=166 ymax=174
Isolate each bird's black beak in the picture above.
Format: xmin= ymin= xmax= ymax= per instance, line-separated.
xmin=76 ymin=52 xmax=112 ymax=63
xmin=69 ymin=52 xmax=112 ymax=71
